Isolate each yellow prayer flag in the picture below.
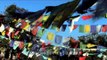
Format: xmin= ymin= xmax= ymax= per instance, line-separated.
xmin=85 ymin=25 xmax=90 ymax=33
xmin=87 ymin=43 xmax=96 ymax=48
xmin=2 ymin=31 xmax=5 ymax=36
xmin=28 ymin=43 xmax=32 ymax=48
xmin=12 ymin=19 xmax=17 ymax=22
xmin=48 ymin=57 xmax=52 ymax=60
xmin=42 ymin=15 xmax=49 ymax=22
xmin=47 ymin=32 xmax=54 ymax=40
xmin=23 ymin=23 xmax=30 ymax=31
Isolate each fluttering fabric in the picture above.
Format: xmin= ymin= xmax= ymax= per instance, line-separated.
xmin=43 ymin=0 xmax=80 ymax=28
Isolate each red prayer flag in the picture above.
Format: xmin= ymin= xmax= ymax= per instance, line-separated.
xmin=82 ymin=15 xmax=93 ymax=20
xmin=31 ymin=26 xmax=38 ymax=36
xmin=20 ymin=20 xmax=27 ymax=29
xmin=19 ymin=42 xmax=24 ymax=49
xmin=11 ymin=32 xmax=15 ymax=39
xmin=73 ymin=25 xmax=78 ymax=30
xmin=102 ymin=25 xmax=107 ymax=32
xmin=79 ymin=56 xmax=86 ymax=60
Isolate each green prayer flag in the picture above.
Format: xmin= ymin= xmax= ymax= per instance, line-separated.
xmin=37 ymin=28 xmax=45 ymax=38
xmin=80 ymin=42 xmax=87 ymax=49
xmin=79 ymin=25 xmax=85 ymax=33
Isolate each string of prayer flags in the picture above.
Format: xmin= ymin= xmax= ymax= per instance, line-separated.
xmin=79 ymin=25 xmax=91 ymax=33
xmin=47 ymin=32 xmax=55 ymax=40
xmin=79 ymin=25 xmax=103 ymax=33
xmin=82 ymin=14 xmax=93 ymax=20
xmin=55 ymin=35 xmax=62 ymax=44
xmin=102 ymin=25 xmax=107 ymax=32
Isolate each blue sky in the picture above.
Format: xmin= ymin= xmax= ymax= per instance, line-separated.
xmin=0 ymin=0 xmax=107 ymax=46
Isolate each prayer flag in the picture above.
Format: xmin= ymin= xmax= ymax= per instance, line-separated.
xmin=0 ymin=24 xmax=5 ymax=32
xmin=82 ymin=15 xmax=93 ymax=20
xmin=19 ymin=41 xmax=24 ymax=49
xmin=22 ymin=48 xmax=29 ymax=56
xmin=90 ymin=25 xmax=96 ymax=33
xmin=47 ymin=32 xmax=55 ymax=40
xmin=102 ymin=25 xmax=107 ymax=32
xmin=79 ymin=25 xmax=84 ymax=33
xmin=55 ymin=35 xmax=62 ymax=44
xmin=96 ymin=25 xmax=101 ymax=32
xmin=84 ymin=25 xmax=90 ymax=33
xmin=61 ymin=25 xmax=67 ymax=32
xmin=13 ymin=41 xmax=20 ymax=50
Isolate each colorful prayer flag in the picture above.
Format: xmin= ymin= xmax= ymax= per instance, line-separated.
xmin=102 ymin=25 xmax=107 ymax=32
xmin=0 ymin=24 xmax=5 ymax=32
xmin=37 ymin=28 xmax=45 ymax=38
xmin=55 ymin=35 xmax=62 ymax=44
xmin=13 ymin=41 xmax=20 ymax=50
xmin=61 ymin=25 xmax=67 ymax=32
xmin=96 ymin=25 xmax=101 ymax=32
xmin=79 ymin=56 xmax=86 ymax=60
xmin=20 ymin=20 xmax=27 ymax=29
xmin=9 ymin=40 xmax=14 ymax=47
xmin=31 ymin=26 xmax=38 ymax=36
xmin=82 ymin=15 xmax=93 ymax=20
xmin=90 ymin=25 xmax=96 ymax=33
xmin=19 ymin=41 xmax=24 ymax=49
xmin=84 ymin=25 xmax=90 ymax=33
xmin=73 ymin=25 xmax=78 ymax=30
xmin=79 ymin=25 xmax=84 ymax=33
xmin=86 ymin=43 xmax=96 ymax=48
xmin=80 ymin=42 xmax=87 ymax=49
xmin=47 ymin=32 xmax=55 ymax=40
xmin=22 ymin=48 xmax=29 ymax=56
